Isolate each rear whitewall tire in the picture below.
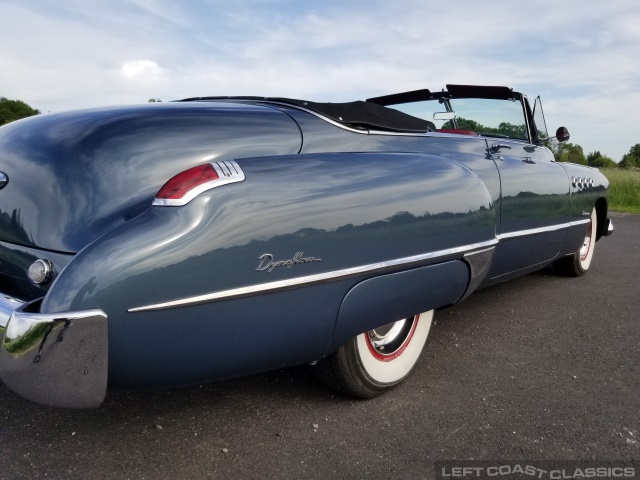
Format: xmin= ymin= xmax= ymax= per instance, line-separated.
xmin=356 ymin=311 xmax=433 ymax=384
xmin=314 ymin=311 xmax=434 ymax=398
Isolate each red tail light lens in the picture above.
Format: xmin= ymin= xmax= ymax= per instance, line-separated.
xmin=156 ymin=164 xmax=219 ymax=200
xmin=153 ymin=160 xmax=245 ymax=207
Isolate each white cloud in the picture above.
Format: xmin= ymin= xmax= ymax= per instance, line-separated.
xmin=121 ymin=60 xmax=163 ymax=79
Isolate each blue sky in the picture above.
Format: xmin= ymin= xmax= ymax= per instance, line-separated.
xmin=1 ymin=0 xmax=639 ymax=160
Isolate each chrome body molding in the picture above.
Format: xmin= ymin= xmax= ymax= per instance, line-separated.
xmin=259 ymin=101 xmax=437 ymax=137
xmin=251 ymin=100 xmax=372 ymax=134
xmin=367 ymin=129 xmax=498 ymax=139
xmin=130 ymin=218 xmax=597 ymax=313
xmin=0 ymin=299 xmax=108 ymax=408
xmin=460 ymin=247 xmax=496 ymax=302
xmin=497 ymin=219 xmax=590 ymax=240
xmin=129 ymin=239 xmax=499 ymax=312
xmin=152 ymin=160 xmax=245 ymax=207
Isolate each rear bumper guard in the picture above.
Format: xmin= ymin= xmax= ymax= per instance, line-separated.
xmin=0 ymin=295 xmax=107 ymax=408
xmin=604 ymin=218 xmax=614 ymax=236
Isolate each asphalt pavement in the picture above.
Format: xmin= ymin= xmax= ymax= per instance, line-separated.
xmin=1 ymin=213 xmax=638 ymax=480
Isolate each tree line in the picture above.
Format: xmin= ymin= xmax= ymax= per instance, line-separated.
xmin=1 ymin=95 xmax=639 ymax=169
xmin=450 ymin=116 xmax=638 ymax=170
xmin=551 ymin=141 xmax=639 ymax=169
xmin=0 ymin=97 xmax=40 ymax=126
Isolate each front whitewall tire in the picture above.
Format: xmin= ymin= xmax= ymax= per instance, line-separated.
xmin=554 ymin=206 xmax=598 ymax=277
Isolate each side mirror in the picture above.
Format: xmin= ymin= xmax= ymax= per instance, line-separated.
xmin=556 ymin=127 xmax=570 ymax=143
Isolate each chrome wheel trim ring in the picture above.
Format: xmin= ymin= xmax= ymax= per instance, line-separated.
xmin=366 ymin=318 xmax=413 ymax=357
xmin=356 ymin=311 xmax=434 ymax=384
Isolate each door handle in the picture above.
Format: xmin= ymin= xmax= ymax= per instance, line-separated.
xmin=490 ymin=143 xmax=512 ymax=153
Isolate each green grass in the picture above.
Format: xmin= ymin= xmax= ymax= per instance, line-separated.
xmin=600 ymin=168 xmax=640 ymax=214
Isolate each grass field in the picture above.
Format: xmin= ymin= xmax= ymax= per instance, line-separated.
xmin=600 ymin=168 xmax=640 ymax=214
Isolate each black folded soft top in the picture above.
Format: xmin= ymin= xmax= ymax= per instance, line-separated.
xmin=179 ymin=85 xmax=516 ymax=133
xmin=179 ymin=96 xmax=435 ymax=133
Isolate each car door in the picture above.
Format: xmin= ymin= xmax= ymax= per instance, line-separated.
xmin=487 ymin=139 xmax=570 ymax=280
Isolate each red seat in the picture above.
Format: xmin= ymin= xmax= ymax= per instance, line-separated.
xmin=436 ymin=128 xmax=479 ymax=136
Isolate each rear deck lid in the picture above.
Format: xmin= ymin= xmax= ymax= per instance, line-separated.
xmin=0 ymin=102 xmax=301 ymax=253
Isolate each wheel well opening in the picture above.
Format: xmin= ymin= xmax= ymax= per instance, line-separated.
xmin=595 ymin=198 xmax=608 ymax=241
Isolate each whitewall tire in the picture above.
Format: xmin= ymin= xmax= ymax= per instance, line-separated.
xmin=554 ymin=207 xmax=597 ymax=276
xmin=314 ymin=311 xmax=433 ymax=398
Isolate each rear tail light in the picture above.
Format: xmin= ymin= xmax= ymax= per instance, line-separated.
xmin=157 ymin=164 xmax=218 ymax=200
xmin=153 ymin=160 xmax=245 ymax=206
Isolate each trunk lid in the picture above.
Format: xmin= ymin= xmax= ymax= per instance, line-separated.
xmin=0 ymin=102 xmax=301 ymax=253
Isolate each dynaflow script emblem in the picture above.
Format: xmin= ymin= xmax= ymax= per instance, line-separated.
xmin=256 ymin=252 xmax=322 ymax=273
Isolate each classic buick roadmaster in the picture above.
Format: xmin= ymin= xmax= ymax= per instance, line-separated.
xmin=0 ymin=85 xmax=613 ymax=408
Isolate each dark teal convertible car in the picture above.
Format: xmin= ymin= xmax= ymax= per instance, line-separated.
xmin=0 ymin=84 xmax=613 ymax=408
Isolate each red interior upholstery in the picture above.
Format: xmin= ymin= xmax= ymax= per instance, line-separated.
xmin=437 ymin=128 xmax=479 ymax=136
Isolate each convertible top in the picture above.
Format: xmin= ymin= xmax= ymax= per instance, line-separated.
xmin=179 ymin=85 xmax=517 ymax=133
xmin=367 ymin=85 xmax=516 ymax=105
xmin=179 ymin=96 xmax=436 ymax=133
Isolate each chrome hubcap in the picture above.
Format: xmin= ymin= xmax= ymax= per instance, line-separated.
xmin=367 ymin=317 xmax=415 ymax=356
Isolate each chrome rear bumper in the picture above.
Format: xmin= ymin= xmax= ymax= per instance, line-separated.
xmin=0 ymin=295 xmax=107 ymax=408
xmin=1 ymin=294 xmax=24 ymax=330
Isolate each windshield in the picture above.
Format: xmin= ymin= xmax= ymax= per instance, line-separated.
xmin=388 ymin=97 xmax=529 ymax=141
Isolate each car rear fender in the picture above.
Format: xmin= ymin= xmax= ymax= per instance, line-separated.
xmin=38 ymin=151 xmax=496 ymax=386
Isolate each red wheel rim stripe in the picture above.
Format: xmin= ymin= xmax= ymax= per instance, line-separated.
xmin=365 ymin=314 xmax=420 ymax=362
